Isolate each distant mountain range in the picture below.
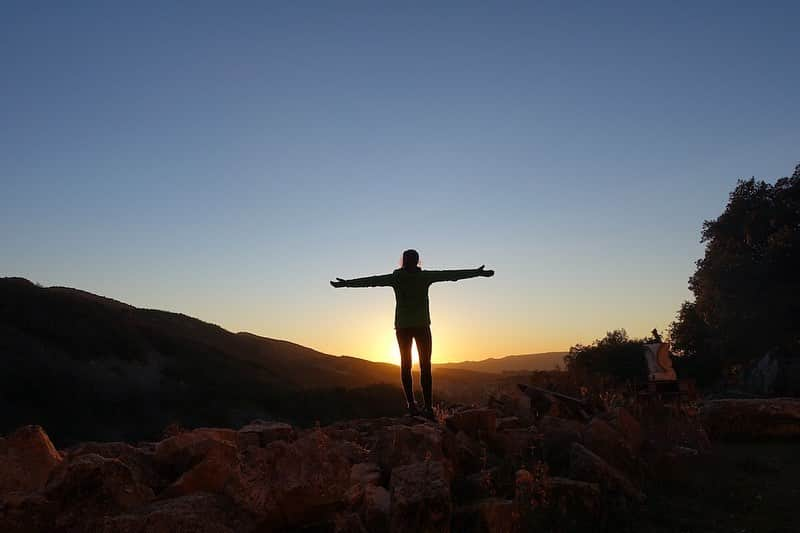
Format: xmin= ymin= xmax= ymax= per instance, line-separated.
xmin=0 ymin=277 xmax=562 ymax=444
xmin=434 ymin=352 xmax=567 ymax=373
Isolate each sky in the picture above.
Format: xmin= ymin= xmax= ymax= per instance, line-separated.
xmin=2 ymin=1 xmax=798 ymax=364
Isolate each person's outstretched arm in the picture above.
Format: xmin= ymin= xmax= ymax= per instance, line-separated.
xmin=330 ymin=273 xmax=395 ymax=288
xmin=426 ymin=265 xmax=495 ymax=283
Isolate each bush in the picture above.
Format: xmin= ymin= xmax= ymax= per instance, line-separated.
xmin=563 ymin=329 xmax=650 ymax=384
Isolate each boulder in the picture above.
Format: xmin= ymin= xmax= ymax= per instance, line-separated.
xmin=700 ymin=398 xmax=800 ymax=440
xmin=350 ymin=461 xmax=382 ymax=488
xmin=581 ymin=417 xmax=642 ymax=482
xmin=238 ymin=420 xmax=294 ymax=448
xmin=0 ymin=425 xmax=62 ymax=497
xmin=453 ymin=430 xmax=484 ymax=474
xmin=362 ymin=484 xmax=391 ymax=532
xmin=488 ymin=389 xmax=532 ymax=422
xmin=389 ymin=461 xmax=452 ymax=533
xmin=743 ymin=351 xmax=800 ymax=397
xmin=568 ymin=443 xmax=643 ymax=503
xmin=598 ymin=407 xmax=644 ymax=453
xmin=227 ymin=431 xmax=357 ymax=529
xmin=476 ymin=498 xmax=515 ymax=533
xmin=489 ymin=427 xmax=538 ymax=461
xmin=369 ymin=423 xmax=451 ymax=479
xmin=496 ymin=416 xmax=523 ymax=430
xmin=0 ymin=493 xmax=55 ymax=533
xmin=518 ymin=385 xmax=589 ymax=420
xmin=445 ymin=409 xmax=497 ymax=440
xmin=45 ymin=453 xmax=155 ymax=530
xmin=344 ymin=462 xmax=381 ymax=509
xmin=66 ymin=441 xmax=163 ymax=492
xmin=538 ymin=416 xmax=584 ymax=475
xmin=452 ymin=498 xmax=516 ymax=533
xmin=161 ymin=441 xmax=238 ymax=497
xmin=333 ymin=512 xmax=369 ymax=533
xmin=154 ymin=427 xmax=239 ymax=481
xmin=96 ymin=493 xmax=250 ymax=533
xmin=545 ymin=477 xmax=604 ymax=533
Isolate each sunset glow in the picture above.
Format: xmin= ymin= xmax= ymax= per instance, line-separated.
xmin=2 ymin=3 xmax=797 ymax=366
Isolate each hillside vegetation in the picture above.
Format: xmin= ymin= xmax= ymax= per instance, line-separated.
xmin=0 ymin=278 xmax=494 ymax=445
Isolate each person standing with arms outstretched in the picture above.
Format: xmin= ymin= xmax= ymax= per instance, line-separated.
xmin=331 ymin=249 xmax=494 ymax=419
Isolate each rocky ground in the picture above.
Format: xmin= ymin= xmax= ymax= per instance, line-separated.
xmin=1 ymin=391 xmax=798 ymax=532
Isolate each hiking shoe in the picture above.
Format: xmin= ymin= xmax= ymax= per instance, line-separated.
xmin=407 ymin=403 xmax=420 ymax=416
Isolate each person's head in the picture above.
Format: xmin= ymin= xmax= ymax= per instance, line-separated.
xmin=401 ymin=249 xmax=420 ymax=271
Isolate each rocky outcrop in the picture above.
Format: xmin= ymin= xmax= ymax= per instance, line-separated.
xmin=237 ymin=420 xmax=294 ymax=448
xmin=700 ymin=398 xmax=800 ymax=439
xmin=0 ymin=426 xmax=62 ymax=497
xmin=2 ymin=397 xmax=701 ymax=532
xmin=390 ymin=461 xmax=452 ymax=533
xmin=445 ymin=408 xmax=496 ymax=440
xmin=545 ymin=477 xmax=604 ymax=533
xmin=538 ymin=415 xmax=584 ymax=474
xmin=568 ymin=443 xmax=644 ymax=503
xmin=97 ymin=493 xmax=251 ymax=533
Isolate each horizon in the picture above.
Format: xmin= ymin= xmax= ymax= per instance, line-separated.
xmin=3 ymin=2 xmax=798 ymax=364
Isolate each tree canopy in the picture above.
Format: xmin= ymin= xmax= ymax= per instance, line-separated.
xmin=670 ymin=163 xmax=800 ymax=367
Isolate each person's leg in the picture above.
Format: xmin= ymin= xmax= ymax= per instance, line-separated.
xmin=416 ymin=326 xmax=433 ymax=414
xmin=395 ymin=328 xmax=418 ymax=413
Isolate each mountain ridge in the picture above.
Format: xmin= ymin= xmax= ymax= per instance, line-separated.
xmin=0 ymin=277 xmax=510 ymax=444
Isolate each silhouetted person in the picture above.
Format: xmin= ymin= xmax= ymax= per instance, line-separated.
xmin=331 ymin=249 xmax=494 ymax=419
xmin=651 ymin=328 xmax=662 ymax=343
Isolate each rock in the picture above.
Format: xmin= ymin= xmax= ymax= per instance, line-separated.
xmin=489 ymin=427 xmax=538 ymax=461
xmin=0 ymin=425 xmax=63 ymax=498
xmin=496 ymin=416 xmax=522 ymax=430
xmin=96 ymin=492 xmax=250 ymax=533
xmin=476 ymin=498 xmax=515 ymax=533
xmin=445 ymin=408 xmax=497 ymax=440
xmin=599 ymin=407 xmax=644 ymax=453
xmin=488 ymin=389 xmax=532 ymax=421
xmin=453 ymin=430 xmax=484 ymax=474
xmin=390 ymin=461 xmax=451 ymax=533
xmin=0 ymin=493 xmax=56 ymax=533
xmin=350 ymin=461 xmax=382 ymax=487
xmin=452 ymin=498 xmax=516 ymax=533
xmin=238 ymin=420 xmax=294 ymax=448
xmin=363 ymin=484 xmax=391 ymax=532
xmin=333 ymin=512 xmax=369 ymax=533
xmin=743 ymin=350 xmax=800 ymax=397
xmin=154 ymin=427 xmax=239 ymax=481
xmin=228 ymin=431 xmax=357 ymax=529
xmin=45 ymin=453 xmax=155 ymax=531
xmin=545 ymin=477 xmax=604 ymax=533
xmin=538 ymin=416 xmax=584 ymax=475
xmin=369 ymin=423 xmax=451 ymax=479
xmin=568 ymin=443 xmax=643 ymax=503
xmin=66 ymin=441 xmax=163 ymax=492
xmin=452 ymin=467 xmax=499 ymax=502
xmin=581 ymin=417 xmax=642 ymax=482
xmin=518 ymin=384 xmax=589 ymax=420
xmin=161 ymin=441 xmax=238 ymax=497
xmin=700 ymin=398 xmax=800 ymax=440
xmin=345 ymin=462 xmax=381 ymax=509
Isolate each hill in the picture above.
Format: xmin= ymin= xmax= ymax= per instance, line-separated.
xmin=434 ymin=351 xmax=567 ymax=373
xmin=0 ymin=277 xmax=494 ymax=445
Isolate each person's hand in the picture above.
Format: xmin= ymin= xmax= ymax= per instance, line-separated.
xmin=477 ymin=265 xmax=495 ymax=277
xmin=330 ymin=278 xmax=347 ymax=288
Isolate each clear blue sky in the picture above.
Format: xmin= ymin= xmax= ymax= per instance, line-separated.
xmin=2 ymin=1 xmax=798 ymax=363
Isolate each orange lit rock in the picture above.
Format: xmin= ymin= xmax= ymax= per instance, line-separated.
xmin=0 ymin=425 xmax=62 ymax=497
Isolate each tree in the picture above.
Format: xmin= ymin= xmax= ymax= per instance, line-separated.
xmin=671 ymin=163 xmax=800 ymax=368
xmin=564 ymin=329 xmax=649 ymax=382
